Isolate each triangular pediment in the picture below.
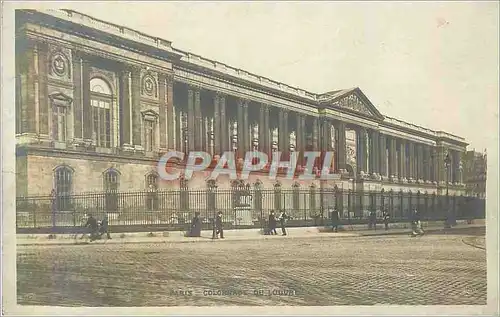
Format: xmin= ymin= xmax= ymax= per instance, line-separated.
xmin=318 ymin=88 xmax=384 ymax=120
xmin=48 ymin=92 xmax=73 ymax=107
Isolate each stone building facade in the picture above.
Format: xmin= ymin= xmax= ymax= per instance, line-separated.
xmin=463 ymin=150 xmax=487 ymax=198
xmin=16 ymin=9 xmax=469 ymax=202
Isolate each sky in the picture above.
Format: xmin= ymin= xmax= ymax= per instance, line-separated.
xmin=14 ymin=1 xmax=500 ymax=151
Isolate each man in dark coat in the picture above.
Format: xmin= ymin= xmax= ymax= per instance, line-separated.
xmin=215 ymin=211 xmax=224 ymax=239
xmin=84 ymin=214 xmax=99 ymax=241
xmin=331 ymin=207 xmax=340 ymax=232
xmin=99 ymin=214 xmax=112 ymax=239
xmin=278 ymin=209 xmax=289 ymax=236
xmin=369 ymin=210 xmax=377 ymax=230
xmin=268 ymin=210 xmax=277 ymax=235
xmin=189 ymin=212 xmax=202 ymax=237
xmin=382 ymin=209 xmax=390 ymax=230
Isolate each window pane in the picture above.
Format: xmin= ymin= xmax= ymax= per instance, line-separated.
xmin=93 ymin=107 xmax=99 ymax=142
xmin=105 ymin=110 xmax=111 ymax=148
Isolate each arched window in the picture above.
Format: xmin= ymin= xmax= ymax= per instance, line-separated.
xmin=103 ymin=168 xmax=119 ymax=212
xmin=53 ymin=165 xmax=73 ymax=211
xmin=146 ymin=172 xmax=159 ymax=190
xmin=145 ymin=172 xmax=159 ymax=211
xmin=104 ymin=168 xmax=119 ymax=192
xmin=90 ymin=77 xmax=112 ymax=148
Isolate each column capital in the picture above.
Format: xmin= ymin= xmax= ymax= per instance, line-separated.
xmin=158 ymin=72 xmax=174 ymax=85
xmin=188 ymin=83 xmax=202 ymax=92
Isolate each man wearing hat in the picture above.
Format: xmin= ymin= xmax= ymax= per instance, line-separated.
xmin=215 ymin=211 xmax=224 ymax=239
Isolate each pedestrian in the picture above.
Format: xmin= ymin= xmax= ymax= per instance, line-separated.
xmin=215 ymin=211 xmax=224 ymax=239
xmin=268 ymin=210 xmax=277 ymax=235
xmin=411 ymin=208 xmax=424 ymax=236
xmin=331 ymin=207 xmax=340 ymax=232
xmin=382 ymin=209 xmax=390 ymax=231
xmin=278 ymin=209 xmax=289 ymax=236
xmin=84 ymin=213 xmax=99 ymax=241
xmin=99 ymin=214 xmax=112 ymax=239
xmin=369 ymin=210 xmax=377 ymax=230
xmin=189 ymin=212 xmax=202 ymax=237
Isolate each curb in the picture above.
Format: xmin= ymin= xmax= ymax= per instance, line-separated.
xmin=17 ymin=226 xmax=485 ymax=247
xmin=17 ymin=232 xmax=363 ymax=247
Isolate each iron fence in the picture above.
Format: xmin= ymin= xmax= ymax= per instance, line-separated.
xmin=16 ymin=188 xmax=485 ymax=233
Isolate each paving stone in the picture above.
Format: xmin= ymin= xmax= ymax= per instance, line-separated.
xmin=16 ymin=228 xmax=486 ymax=306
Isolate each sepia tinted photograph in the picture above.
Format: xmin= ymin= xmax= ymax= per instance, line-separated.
xmin=2 ymin=1 xmax=498 ymax=315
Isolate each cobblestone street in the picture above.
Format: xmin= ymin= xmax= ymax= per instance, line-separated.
xmin=17 ymin=228 xmax=486 ymax=307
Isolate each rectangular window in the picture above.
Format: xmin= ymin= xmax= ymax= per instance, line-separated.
xmin=56 ymin=106 xmax=66 ymax=142
xmin=144 ymin=120 xmax=155 ymax=152
xmin=91 ymin=100 xmax=111 ymax=148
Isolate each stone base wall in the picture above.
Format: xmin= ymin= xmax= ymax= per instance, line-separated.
xmin=18 ymin=153 xmax=467 ymax=197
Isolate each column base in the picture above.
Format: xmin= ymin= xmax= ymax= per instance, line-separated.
xmin=399 ymin=177 xmax=408 ymax=183
xmin=389 ymin=175 xmax=397 ymax=183
xmin=16 ymin=133 xmax=40 ymax=145
xmin=134 ymin=145 xmax=145 ymax=153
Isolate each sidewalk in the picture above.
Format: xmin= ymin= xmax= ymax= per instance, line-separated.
xmin=16 ymin=222 xmax=485 ymax=246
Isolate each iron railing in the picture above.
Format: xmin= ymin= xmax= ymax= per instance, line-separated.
xmin=16 ymin=188 xmax=486 ymax=232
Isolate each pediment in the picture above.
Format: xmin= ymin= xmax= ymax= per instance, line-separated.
xmin=141 ymin=109 xmax=159 ymax=121
xmin=48 ymin=92 xmax=73 ymax=107
xmin=318 ymin=88 xmax=384 ymax=120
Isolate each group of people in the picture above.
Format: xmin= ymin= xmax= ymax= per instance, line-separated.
xmin=188 ymin=211 xmax=225 ymax=238
xmin=188 ymin=209 xmax=292 ymax=238
xmin=84 ymin=207 xmax=425 ymax=241
xmin=265 ymin=209 xmax=291 ymax=236
xmin=83 ymin=214 xmax=112 ymax=241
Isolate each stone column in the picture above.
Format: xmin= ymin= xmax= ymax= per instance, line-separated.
xmin=408 ymin=142 xmax=415 ymax=180
xmin=432 ymin=147 xmax=439 ymax=183
xmin=37 ymin=43 xmax=49 ymax=136
xmin=399 ymin=139 xmax=407 ymax=181
xmin=82 ymin=59 xmax=92 ymax=141
xmin=283 ymin=110 xmax=289 ymax=154
xmin=186 ymin=86 xmax=195 ymax=152
xmin=436 ymin=146 xmax=446 ymax=184
xmin=379 ymin=134 xmax=387 ymax=178
xmin=243 ymin=101 xmax=249 ymax=152
xmin=158 ymin=74 xmax=167 ymax=149
xmin=72 ymin=53 xmax=83 ymax=140
xmin=237 ymin=98 xmax=245 ymax=158
xmin=213 ymin=93 xmax=221 ymax=154
xmin=388 ymin=137 xmax=397 ymax=178
xmin=312 ymin=117 xmax=319 ymax=151
xmin=219 ymin=94 xmax=227 ymax=152
xmin=370 ymin=130 xmax=380 ymax=176
xmin=258 ymin=104 xmax=266 ymax=153
xmin=296 ymin=113 xmax=304 ymax=164
xmin=264 ymin=105 xmax=270 ymax=155
xmin=194 ymin=88 xmax=202 ymax=151
xmin=166 ymin=76 xmax=175 ymax=150
xmin=118 ymin=68 xmax=131 ymax=146
xmin=278 ymin=109 xmax=289 ymax=153
xmin=356 ymin=128 xmax=368 ymax=174
xmin=423 ymin=145 xmax=431 ymax=182
xmin=416 ymin=144 xmax=423 ymax=181
xmin=130 ymin=67 xmax=142 ymax=148
xmin=336 ymin=122 xmax=347 ymax=173
xmin=455 ymin=151 xmax=463 ymax=184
